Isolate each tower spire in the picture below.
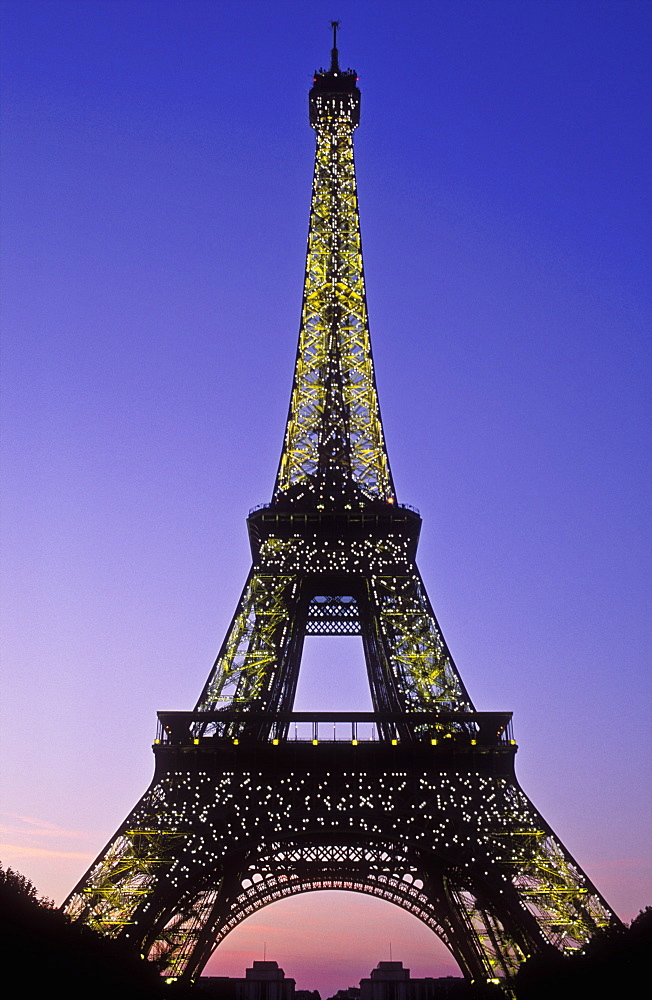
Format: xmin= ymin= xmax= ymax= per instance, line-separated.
xmin=330 ymin=19 xmax=340 ymax=72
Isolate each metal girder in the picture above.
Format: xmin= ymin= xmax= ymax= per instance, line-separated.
xmin=195 ymin=570 xmax=300 ymax=715
xmin=305 ymin=594 xmax=362 ymax=634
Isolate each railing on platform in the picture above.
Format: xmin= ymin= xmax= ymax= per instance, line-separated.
xmin=155 ymin=710 xmax=514 ymax=747
xmin=248 ymin=502 xmax=420 ymax=516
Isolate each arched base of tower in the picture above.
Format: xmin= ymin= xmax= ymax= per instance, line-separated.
xmin=64 ymin=735 xmax=615 ymax=984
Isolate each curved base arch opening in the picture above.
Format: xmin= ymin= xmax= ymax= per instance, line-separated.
xmin=205 ymin=888 xmax=461 ymax=994
xmin=143 ymin=835 xmax=535 ymax=985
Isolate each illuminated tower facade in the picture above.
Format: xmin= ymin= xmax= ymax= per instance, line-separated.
xmin=64 ymin=29 xmax=617 ymax=986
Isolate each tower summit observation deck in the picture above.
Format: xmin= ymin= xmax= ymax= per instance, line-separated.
xmin=63 ymin=27 xmax=618 ymax=986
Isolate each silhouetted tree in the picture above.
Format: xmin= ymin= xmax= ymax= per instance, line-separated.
xmin=514 ymin=909 xmax=652 ymax=1000
xmin=0 ymin=861 xmax=161 ymax=998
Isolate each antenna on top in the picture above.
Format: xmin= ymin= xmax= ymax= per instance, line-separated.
xmin=330 ymin=19 xmax=341 ymax=72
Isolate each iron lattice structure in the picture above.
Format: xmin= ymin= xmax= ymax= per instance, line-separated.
xmin=64 ymin=31 xmax=617 ymax=987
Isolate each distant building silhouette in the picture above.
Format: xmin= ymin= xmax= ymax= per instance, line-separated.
xmin=198 ymin=961 xmax=295 ymax=1000
xmin=360 ymin=962 xmax=411 ymax=1000
xmin=359 ymin=963 xmax=499 ymax=1000
xmin=198 ymin=958 xmax=502 ymax=1000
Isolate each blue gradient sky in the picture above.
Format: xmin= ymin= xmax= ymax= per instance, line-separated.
xmin=1 ymin=1 xmax=650 ymax=995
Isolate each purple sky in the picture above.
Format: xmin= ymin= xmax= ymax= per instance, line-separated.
xmin=1 ymin=1 xmax=650 ymax=995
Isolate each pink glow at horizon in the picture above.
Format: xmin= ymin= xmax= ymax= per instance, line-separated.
xmin=1 ymin=2 xmax=650 ymax=996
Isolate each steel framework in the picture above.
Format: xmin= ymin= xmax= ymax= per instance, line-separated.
xmin=64 ymin=28 xmax=618 ymax=988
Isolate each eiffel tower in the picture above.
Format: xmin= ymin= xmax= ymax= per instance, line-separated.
xmin=64 ymin=26 xmax=617 ymax=986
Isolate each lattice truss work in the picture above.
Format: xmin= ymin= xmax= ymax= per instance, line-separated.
xmin=274 ymin=56 xmax=393 ymax=503
xmin=194 ymin=532 xmax=473 ymax=719
xmin=63 ymin=32 xmax=619 ymax=989
xmin=306 ymin=594 xmax=360 ymax=635
xmin=65 ymin=757 xmax=613 ymax=982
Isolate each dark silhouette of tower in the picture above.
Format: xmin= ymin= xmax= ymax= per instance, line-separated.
xmin=64 ymin=27 xmax=617 ymax=986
